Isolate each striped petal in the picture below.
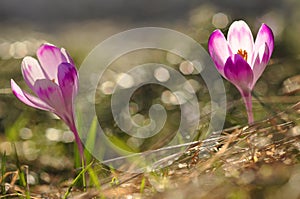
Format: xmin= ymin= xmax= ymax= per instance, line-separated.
xmin=252 ymin=43 xmax=270 ymax=88
xmin=36 ymin=44 xmax=68 ymax=80
xmin=21 ymin=56 xmax=46 ymax=90
xmin=57 ymin=63 xmax=78 ymax=110
xmin=208 ymin=29 xmax=232 ymax=76
xmin=224 ymin=54 xmax=254 ymax=93
xmin=61 ymin=48 xmax=75 ymax=65
xmin=33 ymin=79 xmax=67 ymax=116
xmin=254 ymin=23 xmax=274 ymax=61
xmin=11 ymin=79 xmax=53 ymax=111
xmin=228 ymin=20 xmax=254 ymax=63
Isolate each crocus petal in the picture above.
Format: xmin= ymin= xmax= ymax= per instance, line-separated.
xmin=57 ymin=63 xmax=78 ymax=107
xmin=33 ymin=79 xmax=67 ymax=116
xmin=21 ymin=56 xmax=46 ymax=90
xmin=227 ymin=20 xmax=254 ymax=62
xmin=224 ymin=54 xmax=254 ymax=92
xmin=254 ymin=23 xmax=274 ymax=60
xmin=61 ymin=48 xmax=75 ymax=65
xmin=36 ymin=44 xmax=68 ymax=80
xmin=251 ymin=43 xmax=270 ymax=88
xmin=11 ymin=79 xmax=53 ymax=111
xmin=208 ymin=29 xmax=232 ymax=76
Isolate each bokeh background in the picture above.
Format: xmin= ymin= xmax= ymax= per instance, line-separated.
xmin=0 ymin=0 xmax=299 ymax=189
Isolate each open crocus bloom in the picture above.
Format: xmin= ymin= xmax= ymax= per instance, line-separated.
xmin=208 ymin=20 xmax=274 ymax=123
xmin=11 ymin=43 xmax=84 ymax=160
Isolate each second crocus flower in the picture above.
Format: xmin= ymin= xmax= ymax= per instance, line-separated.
xmin=11 ymin=43 xmax=84 ymax=161
xmin=208 ymin=20 xmax=274 ymax=123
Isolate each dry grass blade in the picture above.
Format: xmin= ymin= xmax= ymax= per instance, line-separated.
xmin=150 ymin=101 xmax=300 ymax=198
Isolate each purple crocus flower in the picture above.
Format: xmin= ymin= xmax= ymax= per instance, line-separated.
xmin=208 ymin=20 xmax=274 ymax=123
xmin=11 ymin=43 xmax=84 ymax=160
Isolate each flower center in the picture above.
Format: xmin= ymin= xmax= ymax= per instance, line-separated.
xmin=237 ymin=49 xmax=248 ymax=61
xmin=51 ymin=79 xmax=56 ymax=83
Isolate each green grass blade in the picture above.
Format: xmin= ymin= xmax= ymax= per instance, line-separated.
xmin=13 ymin=143 xmax=30 ymax=199
xmin=63 ymin=160 xmax=94 ymax=199
xmin=85 ymin=116 xmax=98 ymax=164
xmin=88 ymin=166 xmax=101 ymax=190
xmin=140 ymin=175 xmax=146 ymax=194
xmin=1 ymin=152 xmax=7 ymax=194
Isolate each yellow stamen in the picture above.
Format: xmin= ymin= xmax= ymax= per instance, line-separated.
xmin=237 ymin=49 xmax=248 ymax=61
